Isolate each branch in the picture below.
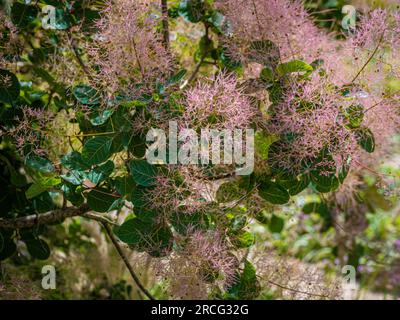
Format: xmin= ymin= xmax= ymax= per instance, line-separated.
xmin=186 ymin=24 xmax=210 ymax=85
xmin=0 ymin=205 xmax=90 ymax=229
xmin=161 ymin=0 xmax=170 ymax=50
xmin=350 ymin=34 xmax=384 ymax=84
xmin=101 ymin=222 xmax=156 ymax=300
xmin=67 ymin=31 xmax=93 ymax=81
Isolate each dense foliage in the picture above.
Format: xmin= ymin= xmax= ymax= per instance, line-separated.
xmin=0 ymin=0 xmax=399 ymax=300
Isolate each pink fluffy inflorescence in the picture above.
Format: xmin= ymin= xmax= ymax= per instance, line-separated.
xmin=216 ymin=0 xmax=337 ymax=65
xmin=183 ymin=73 xmax=255 ymax=130
xmin=162 ymin=229 xmax=237 ymax=299
xmin=268 ymin=77 xmax=359 ymax=175
xmin=88 ymin=0 xmax=172 ymax=97
xmin=1 ymin=107 xmax=55 ymax=156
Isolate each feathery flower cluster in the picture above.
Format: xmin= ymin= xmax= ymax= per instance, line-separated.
xmin=1 ymin=107 xmax=55 ymax=156
xmin=0 ymin=9 xmax=21 ymax=66
xmin=144 ymin=169 xmax=208 ymax=216
xmin=216 ymin=0 xmax=337 ymax=65
xmin=182 ymin=73 xmax=255 ymax=130
xmin=88 ymin=0 xmax=172 ymax=97
xmin=268 ymin=77 xmax=359 ymax=175
xmin=161 ymin=229 xmax=237 ymax=299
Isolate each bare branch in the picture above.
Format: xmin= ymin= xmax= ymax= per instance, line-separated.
xmin=0 ymin=205 xmax=90 ymax=230
xmin=101 ymin=222 xmax=156 ymax=300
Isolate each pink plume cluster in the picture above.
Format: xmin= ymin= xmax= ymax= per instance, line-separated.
xmin=161 ymin=229 xmax=237 ymax=299
xmin=183 ymin=73 xmax=255 ymax=130
xmin=88 ymin=0 xmax=172 ymax=97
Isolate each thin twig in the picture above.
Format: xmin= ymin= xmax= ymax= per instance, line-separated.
xmin=350 ymin=34 xmax=384 ymax=84
xmin=186 ymin=24 xmax=210 ymax=85
xmin=101 ymin=222 xmax=156 ymax=300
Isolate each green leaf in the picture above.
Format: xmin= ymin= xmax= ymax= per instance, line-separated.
xmin=25 ymin=238 xmax=50 ymax=260
xmin=61 ymin=184 xmax=84 ymax=206
xmin=207 ymin=11 xmax=231 ymax=35
xmin=61 ymin=151 xmax=91 ymax=171
xmin=113 ymin=175 xmax=136 ymax=199
xmin=178 ymin=0 xmax=205 ymax=23
xmin=60 ymin=170 xmax=87 ymax=185
xmin=87 ymin=160 xmax=114 ymax=185
xmin=166 ymin=69 xmax=187 ymax=86
xmin=89 ymin=109 xmax=114 ymax=126
xmin=254 ymin=131 xmax=278 ymax=160
xmin=0 ymin=69 xmax=20 ymax=104
xmin=11 ymin=2 xmax=38 ymax=28
xmin=114 ymin=212 xmax=173 ymax=257
xmin=355 ymin=128 xmax=375 ymax=153
xmin=288 ymin=175 xmax=309 ymax=196
xmin=226 ymin=260 xmax=260 ymax=300
xmin=258 ymin=181 xmax=290 ymax=205
xmin=344 ymin=104 xmax=364 ymax=129
xmin=26 ymin=177 xmax=61 ymax=199
xmin=82 ymin=136 xmax=113 ymax=165
xmin=53 ymin=9 xmax=71 ymax=30
xmin=129 ymin=160 xmax=157 ymax=187
xmin=25 ymin=155 xmax=55 ymax=174
xmin=231 ymin=231 xmax=255 ymax=248
xmin=131 ymin=186 xmax=148 ymax=208
xmin=310 ymin=170 xmax=339 ymax=193
xmin=220 ymin=49 xmax=242 ymax=71
xmin=260 ymin=67 xmax=275 ymax=84
xmin=33 ymin=192 xmax=56 ymax=213
xmin=86 ymin=189 xmax=118 ymax=212
xmin=269 ymin=214 xmax=284 ymax=233
xmin=73 ymin=85 xmax=100 ymax=105
xmin=277 ymin=60 xmax=313 ymax=77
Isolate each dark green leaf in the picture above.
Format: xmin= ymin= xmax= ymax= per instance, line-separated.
xmin=113 ymin=175 xmax=136 ymax=199
xmin=258 ymin=181 xmax=290 ymax=205
xmin=355 ymin=128 xmax=375 ymax=153
xmin=129 ymin=160 xmax=157 ymax=187
xmin=82 ymin=136 xmax=113 ymax=165
xmin=73 ymin=85 xmax=100 ymax=105
xmin=25 ymin=155 xmax=55 ymax=174
xmin=87 ymin=160 xmax=114 ymax=185
xmin=61 ymin=184 xmax=84 ymax=206
xmin=167 ymin=69 xmax=187 ymax=86
xmin=216 ymin=181 xmax=246 ymax=203
xmin=226 ymin=260 xmax=260 ymax=300
xmin=11 ymin=3 xmax=38 ymax=28
xmin=86 ymin=189 xmax=118 ymax=212
xmin=61 ymin=151 xmax=91 ymax=171
xmin=269 ymin=214 xmax=284 ymax=233
xmin=114 ymin=212 xmax=172 ymax=257
xmin=25 ymin=238 xmax=50 ymax=260
xmin=178 ymin=0 xmax=205 ymax=23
